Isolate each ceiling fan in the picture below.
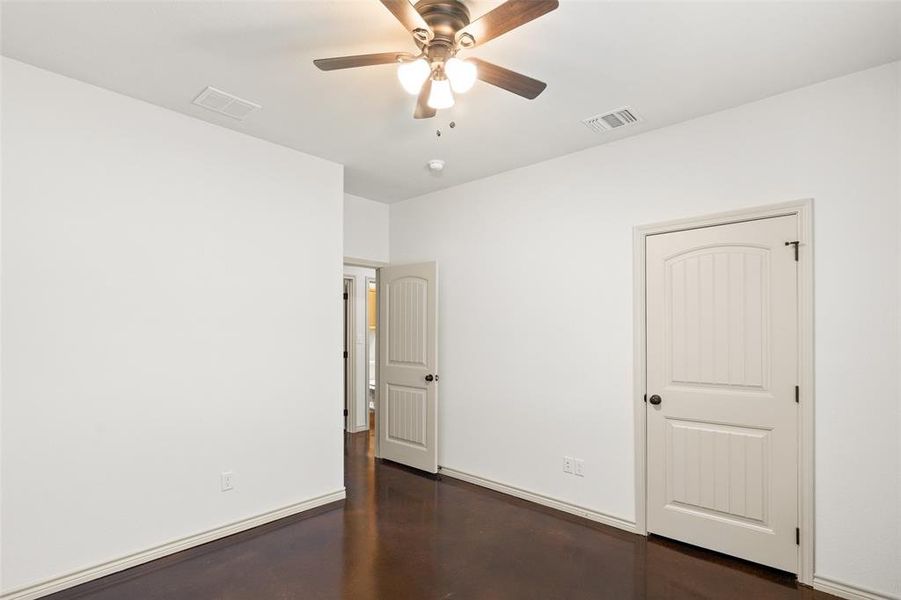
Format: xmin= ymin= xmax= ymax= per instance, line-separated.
xmin=313 ymin=0 xmax=559 ymax=119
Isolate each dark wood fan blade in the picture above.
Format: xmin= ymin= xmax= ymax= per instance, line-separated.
xmin=470 ymin=58 xmax=546 ymax=99
xmin=313 ymin=52 xmax=410 ymax=71
xmin=456 ymin=0 xmax=558 ymax=47
xmin=380 ymin=0 xmax=433 ymax=39
xmin=414 ymin=78 xmax=437 ymax=119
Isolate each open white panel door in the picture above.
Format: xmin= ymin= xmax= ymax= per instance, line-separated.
xmin=378 ymin=262 xmax=438 ymax=473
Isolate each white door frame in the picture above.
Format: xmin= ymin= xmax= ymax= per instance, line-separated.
xmin=632 ymin=199 xmax=814 ymax=585
xmin=343 ymin=276 xmax=356 ymax=433
xmin=344 ymin=257 xmax=388 ymax=269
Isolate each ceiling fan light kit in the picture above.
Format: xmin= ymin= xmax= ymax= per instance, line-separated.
xmin=314 ymin=0 xmax=559 ymax=119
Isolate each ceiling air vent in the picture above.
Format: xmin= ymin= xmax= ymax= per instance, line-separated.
xmin=193 ymin=86 xmax=261 ymax=121
xmin=582 ymin=107 xmax=641 ymax=133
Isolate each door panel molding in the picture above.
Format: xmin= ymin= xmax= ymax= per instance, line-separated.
xmin=633 ymin=199 xmax=813 ymax=585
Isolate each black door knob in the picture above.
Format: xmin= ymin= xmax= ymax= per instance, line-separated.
xmin=649 ymin=394 xmax=662 ymax=406
xmin=425 ymin=374 xmax=434 ymax=382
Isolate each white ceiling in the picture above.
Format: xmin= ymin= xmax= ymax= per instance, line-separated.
xmin=2 ymin=1 xmax=900 ymax=202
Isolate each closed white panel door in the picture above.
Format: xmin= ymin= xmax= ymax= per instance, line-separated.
xmin=646 ymin=215 xmax=799 ymax=572
xmin=379 ymin=262 xmax=438 ymax=473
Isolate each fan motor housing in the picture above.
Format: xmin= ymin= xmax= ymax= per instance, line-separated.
xmin=414 ymin=0 xmax=470 ymax=41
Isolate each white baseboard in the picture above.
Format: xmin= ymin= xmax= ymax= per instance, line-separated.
xmin=1 ymin=489 xmax=346 ymax=600
xmin=438 ymin=466 xmax=637 ymax=534
xmin=813 ymin=576 xmax=900 ymax=600
xmin=347 ymin=424 xmax=369 ymax=434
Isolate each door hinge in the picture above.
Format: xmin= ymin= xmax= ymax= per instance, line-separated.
xmin=343 ymin=292 xmax=348 ymax=300
xmin=795 ymin=385 xmax=799 ymax=403
xmin=343 ymin=350 xmax=348 ymax=359
xmin=785 ymin=241 xmax=800 ymax=261
xmin=796 ymin=527 xmax=800 ymax=545
xmin=343 ymin=408 xmax=348 ymax=417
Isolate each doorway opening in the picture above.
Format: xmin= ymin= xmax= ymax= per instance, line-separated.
xmin=366 ymin=276 xmax=377 ymax=432
xmin=342 ymin=260 xmax=440 ymax=474
xmin=343 ymin=265 xmax=378 ymax=435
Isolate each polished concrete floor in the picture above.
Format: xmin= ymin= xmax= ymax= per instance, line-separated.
xmin=49 ymin=424 xmax=834 ymax=599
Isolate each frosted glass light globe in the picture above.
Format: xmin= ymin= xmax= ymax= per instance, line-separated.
xmin=427 ymin=78 xmax=455 ymax=109
xmin=397 ymin=59 xmax=431 ymax=95
xmin=444 ymin=58 xmax=477 ymax=93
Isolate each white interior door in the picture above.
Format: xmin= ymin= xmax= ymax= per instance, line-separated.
xmin=378 ymin=262 xmax=438 ymax=473
xmin=646 ymin=215 xmax=799 ymax=572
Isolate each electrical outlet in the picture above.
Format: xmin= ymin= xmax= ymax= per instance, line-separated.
xmin=574 ymin=459 xmax=585 ymax=477
xmin=563 ymin=456 xmax=574 ymax=474
xmin=221 ymin=471 xmax=234 ymax=492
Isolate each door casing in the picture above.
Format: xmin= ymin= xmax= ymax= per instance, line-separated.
xmin=633 ymin=199 xmax=814 ymax=584
xmin=343 ymin=276 xmax=356 ymax=433
xmin=343 ymin=257 xmax=385 ymax=446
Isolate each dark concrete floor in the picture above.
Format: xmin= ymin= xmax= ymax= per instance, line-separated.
xmin=48 ymin=426 xmax=834 ymax=599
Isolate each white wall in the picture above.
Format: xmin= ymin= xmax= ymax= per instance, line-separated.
xmin=344 ymin=193 xmax=389 ymax=263
xmin=390 ymin=62 xmax=901 ymax=597
xmin=0 ymin=58 xmax=344 ymax=594
xmin=344 ymin=265 xmax=375 ymax=432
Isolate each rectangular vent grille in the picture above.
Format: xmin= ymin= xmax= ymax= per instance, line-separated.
xmin=193 ymin=87 xmax=261 ymax=121
xmin=582 ymin=107 xmax=641 ymax=133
